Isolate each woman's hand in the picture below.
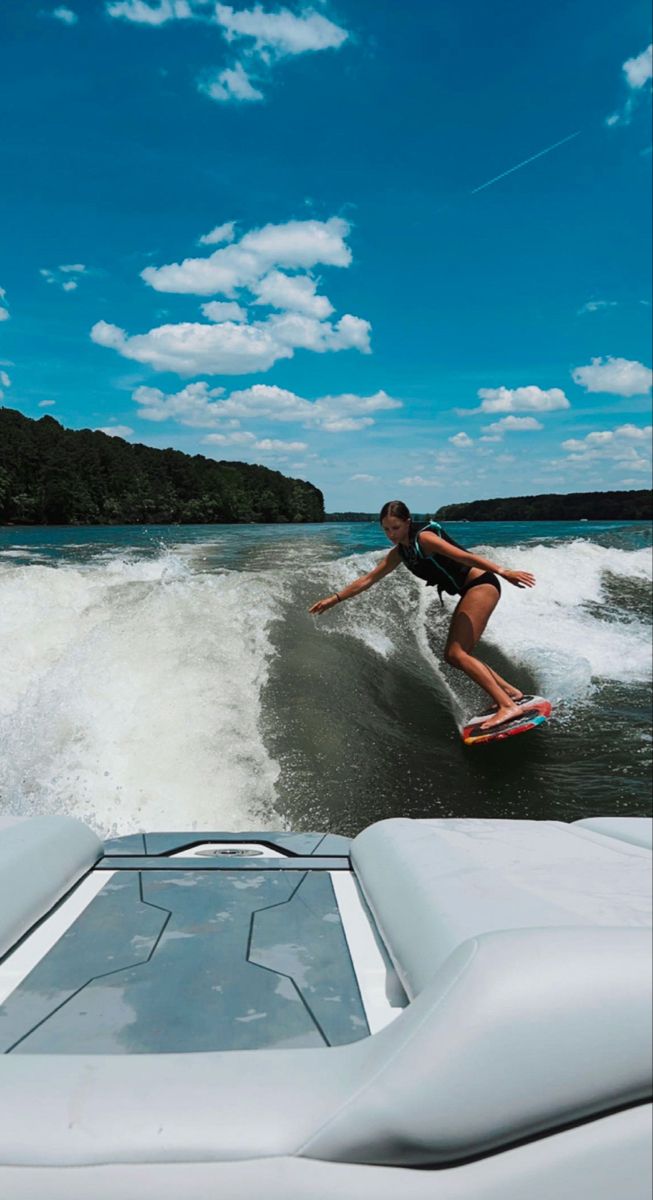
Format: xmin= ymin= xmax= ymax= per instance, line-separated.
xmin=500 ymin=568 xmax=536 ymax=589
xmin=308 ymin=593 xmax=341 ymax=615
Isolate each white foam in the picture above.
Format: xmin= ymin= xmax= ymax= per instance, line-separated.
xmin=313 ymin=551 xmax=416 ymax=662
xmin=468 ymin=539 xmax=652 ymax=697
xmin=311 ymin=539 xmax=652 ymax=705
xmin=0 ymin=554 xmax=285 ymax=837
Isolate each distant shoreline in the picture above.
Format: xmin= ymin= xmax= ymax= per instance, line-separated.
xmin=326 ymin=490 xmax=651 ymax=523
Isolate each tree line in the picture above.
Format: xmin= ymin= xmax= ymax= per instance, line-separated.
xmin=435 ymin=490 xmax=652 ymax=521
xmin=324 ymin=511 xmax=431 ymax=522
xmin=0 ymin=407 xmax=324 ymax=525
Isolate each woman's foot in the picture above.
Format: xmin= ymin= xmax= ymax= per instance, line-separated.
xmin=479 ymin=702 xmax=525 ymax=730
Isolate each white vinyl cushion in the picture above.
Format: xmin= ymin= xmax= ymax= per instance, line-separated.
xmin=350 ymin=818 xmax=652 ymax=998
xmin=0 ymin=816 xmax=102 ymax=959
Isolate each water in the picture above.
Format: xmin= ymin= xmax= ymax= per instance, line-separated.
xmin=1 ymin=521 xmax=651 ymax=838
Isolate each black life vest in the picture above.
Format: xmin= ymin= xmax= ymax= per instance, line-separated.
xmin=397 ymin=521 xmax=469 ymax=599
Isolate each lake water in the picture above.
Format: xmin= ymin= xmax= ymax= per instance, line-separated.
xmin=1 ymin=520 xmax=651 ymax=838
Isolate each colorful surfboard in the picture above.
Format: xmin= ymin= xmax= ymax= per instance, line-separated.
xmin=461 ymin=695 xmax=552 ymax=747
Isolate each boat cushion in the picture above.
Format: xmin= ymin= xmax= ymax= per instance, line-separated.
xmin=0 ymin=816 xmax=103 ymax=959
xmin=0 ymin=927 xmax=650 ymax=1167
xmin=573 ymin=816 xmax=653 ymax=851
xmin=350 ymin=817 xmax=652 ymax=998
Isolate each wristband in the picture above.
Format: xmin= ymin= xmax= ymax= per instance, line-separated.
xmin=334 ymin=592 xmax=341 ymax=603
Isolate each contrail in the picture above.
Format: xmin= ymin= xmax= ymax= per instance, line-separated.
xmin=471 ymin=130 xmax=581 ymax=194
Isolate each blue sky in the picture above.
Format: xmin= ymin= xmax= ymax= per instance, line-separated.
xmin=1 ymin=0 xmax=651 ymax=511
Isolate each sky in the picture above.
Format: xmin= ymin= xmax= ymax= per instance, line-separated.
xmin=0 ymin=0 xmax=651 ymax=512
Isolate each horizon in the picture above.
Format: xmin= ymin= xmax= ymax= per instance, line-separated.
xmin=3 ymin=396 xmax=650 ymax=522
xmin=1 ymin=2 xmax=651 ymax=510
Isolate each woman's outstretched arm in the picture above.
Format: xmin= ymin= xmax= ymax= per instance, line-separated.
xmin=308 ymin=546 xmax=401 ymax=614
xmin=418 ymin=529 xmax=535 ymax=588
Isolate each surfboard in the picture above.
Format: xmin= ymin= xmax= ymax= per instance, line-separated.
xmin=461 ymin=695 xmax=552 ymax=747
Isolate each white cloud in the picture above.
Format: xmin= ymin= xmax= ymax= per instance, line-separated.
xmin=561 ymin=423 xmax=652 ymax=468
xmin=105 ymin=1 xmax=194 ymax=25
xmin=606 ymin=44 xmax=652 ymax=126
xmin=51 ymin=6 xmax=78 ymax=24
xmin=199 ymin=61 xmax=264 ymax=103
xmin=92 ymin=317 xmax=292 ymax=374
xmin=263 ymin=311 xmax=371 ymax=354
xmin=106 ymin=1 xmax=349 ymax=105
xmin=134 ymin=381 xmax=227 ymax=425
xmin=320 ymin=416 xmax=373 ymax=432
xmin=398 ymin=475 xmax=440 ymax=487
xmin=351 ymin=473 xmax=376 ymax=482
xmin=428 ymin=449 xmax=457 ymax=465
xmin=449 ymin=431 xmax=473 ymax=447
xmin=202 ymin=431 xmax=256 ymax=445
xmin=40 ymin=263 xmax=87 ymax=291
xmin=202 ymin=431 xmax=307 ymax=458
xmin=93 ymin=217 xmax=370 ymax=375
xmin=482 ymin=416 xmax=544 ymax=436
xmin=577 ymin=299 xmax=618 ymax=315
xmin=0 ymin=308 xmax=9 ymax=322
xmin=473 ymin=385 xmax=570 ymax=414
xmin=0 ymin=371 xmax=11 ymax=388
xmin=38 ymin=399 xmax=56 ymax=407
xmin=572 ymin=356 xmax=652 ymax=397
xmin=141 ymin=216 xmax=351 ymax=295
xmin=624 ymin=44 xmax=653 ymax=89
xmin=254 ymin=437 xmax=308 ymax=452
xmin=251 ymin=271 xmax=333 ymax=318
xmin=105 ymin=0 xmax=349 ymax=57
xmin=198 ymin=222 xmax=236 ymax=246
xmin=214 ymin=4 xmax=347 ymax=58
xmin=131 ymin=380 xmax=400 ymax=431
xmin=201 ymin=300 xmax=247 ymax=322
xmin=91 ymin=309 xmax=370 ymax=375
xmin=95 ymin=425 xmax=135 ymax=438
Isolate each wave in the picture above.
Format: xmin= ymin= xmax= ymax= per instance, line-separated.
xmin=1 ymin=534 xmax=650 ymax=836
xmin=308 ymin=539 xmax=652 ymax=706
xmin=0 ymin=553 xmax=284 ymax=837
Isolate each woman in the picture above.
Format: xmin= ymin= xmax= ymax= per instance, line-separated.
xmin=309 ymin=500 xmax=535 ymax=731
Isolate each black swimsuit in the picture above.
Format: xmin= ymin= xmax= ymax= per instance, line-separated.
xmin=461 ymin=569 xmax=501 ymax=597
xmin=397 ymin=522 xmax=501 ymax=599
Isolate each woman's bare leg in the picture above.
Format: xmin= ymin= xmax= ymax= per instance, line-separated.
xmin=487 ymin=666 xmax=524 ymax=704
xmin=444 ymin=584 xmax=524 ymax=729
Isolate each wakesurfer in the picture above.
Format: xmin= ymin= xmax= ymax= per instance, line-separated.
xmin=309 ymin=500 xmax=536 ymax=731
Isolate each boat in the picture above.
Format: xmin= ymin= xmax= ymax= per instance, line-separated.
xmin=0 ymin=812 xmax=651 ymax=1198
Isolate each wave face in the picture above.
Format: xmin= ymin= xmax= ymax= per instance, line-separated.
xmin=1 ymin=521 xmax=651 ymax=837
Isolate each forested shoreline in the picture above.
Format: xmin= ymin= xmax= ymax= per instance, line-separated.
xmin=435 ymin=490 xmax=651 ymax=521
xmin=1 ymin=408 xmax=649 ymax=526
xmin=326 ymin=492 xmax=651 ymax=522
xmin=0 ymin=408 xmax=323 ymax=525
